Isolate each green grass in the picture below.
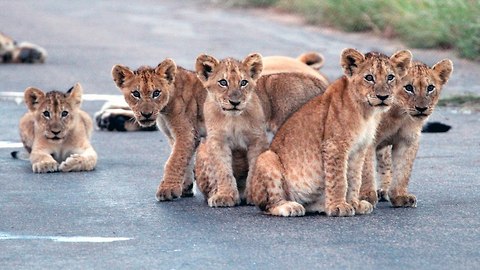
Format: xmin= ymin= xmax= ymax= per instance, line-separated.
xmin=227 ymin=0 xmax=480 ymax=61
xmin=438 ymin=94 xmax=480 ymax=109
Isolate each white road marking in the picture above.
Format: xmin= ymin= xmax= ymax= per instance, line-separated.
xmin=0 ymin=92 xmax=123 ymax=101
xmin=0 ymin=232 xmax=131 ymax=243
xmin=0 ymin=141 xmax=23 ymax=148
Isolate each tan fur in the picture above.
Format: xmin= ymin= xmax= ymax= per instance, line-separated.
xmin=248 ymin=48 xmax=413 ymax=217
xmin=194 ymin=53 xmax=329 ymax=207
xmin=0 ymin=32 xmax=47 ymax=63
xmin=360 ymin=59 xmax=453 ymax=207
xmin=112 ymin=54 xmax=328 ymax=202
xmin=262 ymin=52 xmax=329 ymax=85
xmin=19 ymin=83 xmax=97 ymax=173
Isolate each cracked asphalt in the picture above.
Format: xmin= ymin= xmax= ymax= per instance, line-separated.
xmin=1 ymin=0 xmax=479 ymax=269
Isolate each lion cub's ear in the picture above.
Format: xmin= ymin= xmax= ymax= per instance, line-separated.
xmin=242 ymin=53 xmax=263 ymax=80
xmin=112 ymin=64 xmax=134 ymax=88
xmin=24 ymin=87 xmax=45 ymax=112
xmin=67 ymin=82 xmax=83 ymax=106
xmin=155 ymin=58 xmax=177 ymax=85
xmin=195 ymin=54 xmax=220 ymax=83
xmin=432 ymin=59 xmax=453 ymax=85
xmin=340 ymin=48 xmax=365 ymax=77
xmin=390 ymin=50 xmax=412 ymax=78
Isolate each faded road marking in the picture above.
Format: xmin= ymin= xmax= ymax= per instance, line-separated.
xmin=0 ymin=232 xmax=131 ymax=243
xmin=0 ymin=141 xmax=23 ymax=148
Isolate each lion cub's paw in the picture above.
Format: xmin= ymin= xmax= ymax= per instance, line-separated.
xmin=59 ymin=154 xmax=85 ymax=172
xmin=181 ymin=183 xmax=194 ymax=198
xmin=269 ymin=201 xmax=306 ymax=217
xmin=207 ymin=193 xmax=240 ymax=207
xmin=351 ymin=199 xmax=374 ymax=215
xmin=156 ymin=182 xmax=183 ymax=201
xmin=390 ymin=194 xmax=417 ymax=208
xmin=359 ymin=190 xmax=379 ymax=208
xmin=326 ymin=202 xmax=355 ymax=217
xmin=32 ymin=160 xmax=59 ymax=173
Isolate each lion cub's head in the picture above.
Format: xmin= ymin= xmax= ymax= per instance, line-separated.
xmin=396 ymin=59 xmax=453 ymax=119
xmin=195 ymin=53 xmax=263 ymax=115
xmin=24 ymin=83 xmax=83 ymax=142
xmin=111 ymin=59 xmax=177 ymax=127
xmin=340 ymin=48 xmax=412 ymax=111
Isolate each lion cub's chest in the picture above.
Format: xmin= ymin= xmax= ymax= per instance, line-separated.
xmin=222 ymin=116 xmax=263 ymax=150
xmin=350 ymin=114 xmax=381 ymax=155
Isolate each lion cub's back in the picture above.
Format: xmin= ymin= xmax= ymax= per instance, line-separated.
xmin=256 ymin=72 xmax=328 ymax=132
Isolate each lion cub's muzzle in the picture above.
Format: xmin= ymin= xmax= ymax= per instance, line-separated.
xmin=368 ymin=94 xmax=394 ymax=108
xmin=411 ymin=106 xmax=430 ymax=119
xmin=46 ymin=130 xmax=64 ymax=141
xmin=137 ymin=111 xmax=157 ymax=127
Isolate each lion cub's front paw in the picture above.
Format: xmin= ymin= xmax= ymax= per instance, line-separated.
xmin=351 ymin=199 xmax=374 ymax=215
xmin=326 ymin=202 xmax=355 ymax=217
xmin=268 ymin=201 xmax=306 ymax=217
xmin=207 ymin=193 xmax=240 ymax=207
xmin=156 ymin=182 xmax=183 ymax=201
xmin=359 ymin=190 xmax=379 ymax=208
xmin=32 ymin=160 xmax=59 ymax=173
xmin=59 ymin=154 xmax=85 ymax=172
xmin=377 ymin=189 xmax=389 ymax=202
xmin=390 ymin=194 xmax=417 ymax=208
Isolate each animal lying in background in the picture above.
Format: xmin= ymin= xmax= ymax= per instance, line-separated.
xmin=0 ymin=32 xmax=47 ymax=63
xmin=12 ymin=83 xmax=97 ymax=173
xmin=95 ymin=52 xmax=329 ymax=132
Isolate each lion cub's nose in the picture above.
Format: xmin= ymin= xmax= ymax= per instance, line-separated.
xmin=141 ymin=112 xmax=153 ymax=119
xmin=52 ymin=130 xmax=61 ymax=135
xmin=229 ymin=100 xmax=241 ymax=107
xmin=376 ymin=94 xmax=389 ymax=101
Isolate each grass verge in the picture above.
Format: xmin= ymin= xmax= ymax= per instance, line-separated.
xmin=225 ymin=0 xmax=480 ymax=61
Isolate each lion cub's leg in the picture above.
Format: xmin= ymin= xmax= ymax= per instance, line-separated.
xmin=323 ymin=141 xmax=355 ymax=217
xmin=347 ymin=148 xmax=374 ymax=215
xmin=30 ymin=150 xmax=59 ymax=173
xmin=59 ymin=147 xmax=97 ymax=172
xmin=376 ymin=146 xmax=393 ymax=202
xmin=388 ymin=141 xmax=419 ymax=207
xmin=195 ymin=141 xmax=240 ymax=207
xmin=249 ymin=150 xmax=305 ymax=217
xmin=360 ymin=146 xmax=379 ymax=207
xmin=181 ymin=157 xmax=195 ymax=197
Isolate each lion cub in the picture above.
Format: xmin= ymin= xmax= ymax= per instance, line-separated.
xmin=248 ymin=48 xmax=412 ymax=217
xmin=18 ymin=83 xmax=97 ymax=173
xmin=194 ymin=53 xmax=328 ymax=207
xmin=360 ymin=59 xmax=453 ymax=208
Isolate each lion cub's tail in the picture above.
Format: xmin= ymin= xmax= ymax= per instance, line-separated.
xmin=11 ymin=150 xmax=29 ymax=160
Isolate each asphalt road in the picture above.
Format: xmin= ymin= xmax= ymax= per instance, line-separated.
xmin=1 ymin=1 xmax=479 ymax=269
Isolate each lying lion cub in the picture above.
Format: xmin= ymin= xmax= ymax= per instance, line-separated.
xmin=248 ymin=48 xmax=412 ymax=217
xmin=360 ymin=59 xmax=453 ymax=208
xmin=17 ymin=83 xmax=97 ymax=173
xmin=112 ymin=55 xmax=327 ymax=202
xmin=194 ymin=53 xmax=328 ymax=207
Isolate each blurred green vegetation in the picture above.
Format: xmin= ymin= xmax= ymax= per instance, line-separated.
xmin=228 ymin=0 xmax=480 ymax=60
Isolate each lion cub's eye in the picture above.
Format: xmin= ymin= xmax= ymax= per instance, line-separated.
xmin=42 ymin=111 xmax=50 ymax=118
xmin=240 ymin=80 xmax=248 ymax=87
xmin=387 ymin=74 xmax=395 ymax=81
xmin=218 ymin=79 xmax=228 ymax=87
xmin=427 ymin=85 xmax=435 ymax=93
xmin=152 ymin=90 xmax=161 ymax=98
xmin=404 ymin=84 xmax=415 ymax=94
xmin=132 ymin=90 xmax=141 ymax=98
xmin=61 ymin=111 xmax=69 ymax=118
xmin=364 ymin=75 xmax=375 ymax=82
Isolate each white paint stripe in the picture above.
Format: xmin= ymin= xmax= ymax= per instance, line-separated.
xmin=0 ymin=141 xmax=24 ymax=148
xmin=0 ymin=233 xmax=131 ymax=243
xmin=0 ymin=92 xmax=123 ymax=101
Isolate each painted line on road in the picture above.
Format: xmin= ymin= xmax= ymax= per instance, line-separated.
xmin=0 ymin=141 xmax=23 ymax=149
xmin=0 ymin=232 xmax=131 ymax=243
xmin=0 ymin=92 xmax=123 ymax=102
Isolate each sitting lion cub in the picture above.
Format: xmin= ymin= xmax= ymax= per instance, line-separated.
xmin=194 ymin=53 xmax=329 ymax=207
xmin=360 ymin=59 xmax=453 ymax=208
xmin=248 ymin=48 xmax=412 ymax=217
xmin=112 ymin=55 xmax=327 ymax=202
xmin=18 ymin=83 xmax=97 ymax=173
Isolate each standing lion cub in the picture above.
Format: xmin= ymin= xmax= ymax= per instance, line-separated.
xmin=248 ymin=48 xmax=412 ymax=217
xmin=360 ymin=59 xmax=453 ymax=208
xmin=17 ymin=83 xmax=97 ymax=173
